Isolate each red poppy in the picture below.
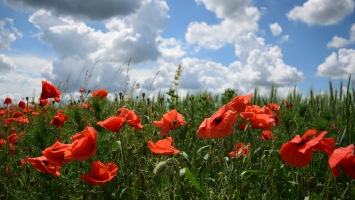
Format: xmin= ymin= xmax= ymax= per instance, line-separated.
xmin=65 ymin=127 xmax=97 ymax=161
xmin=227 ymin=93 xmax=252 ymax=114
xmin=80 ymin=161 xmax=118 ymax=185
xmin=284 ymin=100 xmax=292 ymax=108
xmin=267 ymin=103 xmax=280 ymax=111
xmin=238 ymin=122 xmax=248 ymax=131
xmin=39 ymin=98 xmax=50 ymax=106
xmin=147 ymin=137 xmax=180 ymax=155
xmin=92 ymin=89 xmax=108 ymax=99
xmin=261 ymin=130 xmax=276 ymax=140
xmin=4 ymin=97 xmax=12 ymax=105
xmin=118 ymin=108 xmax=144 ymax=130
xmin=228 ymin=142 xmax=250 ymax=158
xmin=280 ymin=129 xmax=335 ymax=167
xmin=97 ymin=116 xmax=125 ymax=132
xmin=0 ymin=139 xmax=7 ymax=147
xmin=79 ymin=88 xmax=86 ymax=93
xmin=42 ymin=141 xmax=72 ymax=166
xmin=197 ymin=104 xmax=238 ymax=139
xmin=18 ymin=101 xmax=26 ymax=109
xmin=328 ymin=144 xmax=355 ymax=179
xmin=40 ymin=80 xmax=62 ymax=102
xmin=50 ymin=111 xmax=68 ymax=127
xmin=240 ymin=105 xmax=277 ymax=135
xmin=153 ymin=109 xmax=186 ymax=136
xmin=7 ymin=133 xmax=22 ymax=145
xmin=27 ymin=156 xmax=61 ymax=177
xmin=13 ymin=111 xmax=22 ymax=118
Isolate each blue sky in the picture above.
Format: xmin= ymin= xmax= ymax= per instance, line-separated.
xmin=1 ymin=0 xmax=355 ymax=102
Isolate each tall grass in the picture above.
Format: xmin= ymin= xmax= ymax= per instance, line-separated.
xmin=0 ymin=76 xmax=355 ymax=199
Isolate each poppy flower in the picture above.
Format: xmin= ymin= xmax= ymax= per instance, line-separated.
xmin=42 ymin=141 xmax=72 ymax=166
xmin=118 ymin=108 xmax=144 ymax=130
xmin=261 ymin=130 xmax=276 ymax=140
xmin=80 ymin=161 xmax=118 ymax=185
xmin=97 ymin=116 xmax=125 ymax=132
xmin=328 ymin=144 xmax=355 ymax=179
xmin=92 ymin=89 xmax=108 ymax=99
xmin=39 ymin=98 xmax=50 ymax=106
xmin=18 ymin=101 xmax=26 ymax=109
xmin=147 ymin=137 xmax=180 ymax=155
xmin=79 ymin=88 xmax=86 ymax=93
xmin=197 ymin=104 xmax=238 ymax=139
xmin=227 ymin=93 xmax=252 ymax=114
xmin=4 ymin=97 xmax=12 ymax=105
xmin=27 ymin=156 xmax=61 ymax=177
xmin=153 ymin=109 xmax=186 ymax=136
xmin=65 ymin=126 xmax=97 ymax=161
xmin=280 ymin=129 xmax=335 ymax=167
xmin=50 ymin=111 xmax=68 ymax=127
xmin=7 ymin=133 xmax=22 ymax=145
xmin=228 ymin=142 xmax=250 ymax=158
xmin=284 ymin=100 xmax=292 ymax=108
xmin=40 ymin=80 xmax=62 ymax=102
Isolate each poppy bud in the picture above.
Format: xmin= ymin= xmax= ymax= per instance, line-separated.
xmin=153 ymin=161 xmax=168 ymax=175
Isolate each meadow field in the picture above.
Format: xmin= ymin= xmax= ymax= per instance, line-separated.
xmin=0 ymin=74 xmax=355 ymax=200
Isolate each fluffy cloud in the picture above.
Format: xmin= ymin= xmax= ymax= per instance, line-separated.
xmin=0 ymin=18 xmax=23 ymax=50
xmin=186 ymin=0 xmax=259 ymax=49
xmin=269 ymin=23 xmax=282 ymax=36
xmin=327 ymin=23 xmax=355 ymax=48
xmin=0 ymin=55 xmax=51 ymax=101
xmin=27 ymin=0 xmax=169 ymax=93
xmin=0 ymin=54 xmax=15 ymax=72
xmin=317 ymin=48 xmax=355 ymax=79
xmin=287 ymin=0 xmax=355 ymax=26
xmin=327 ymin=36 xmax=350 ymax=49
xmin=5 ymin=0 xmax=142 ymax=21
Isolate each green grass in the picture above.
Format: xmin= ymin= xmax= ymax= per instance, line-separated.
xmin=1 ymin=79 xmax=355 ymax=200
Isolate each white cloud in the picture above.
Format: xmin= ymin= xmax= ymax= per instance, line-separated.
xmin=327 ymin=23 xmax=355 ymax=48
xmin=0 ymin=55 xmax=52 ymax=101
xmin=287 ymin=0 xmax=355 ymax=26
xmin=0 ymin=18 xmax=23 ymax=50
xmin=269 ymin=22 xmax=282 ymax=36
xmin=27 ymin=0 xmax=169 ymax=93
xmin=0 ymin=54 xmax=15 ymax=72
xmin=280 ymin=35 xmax=289 ymax=42
xmin=327 ymin=36 xmax=350 ymax=48
xmin=186 ymin=0 xmax=259 ymax=50
xmin=317 ymin=48 xmax=355 ymax=79
xmin=5 ymin=0 xmax=142 ymax=21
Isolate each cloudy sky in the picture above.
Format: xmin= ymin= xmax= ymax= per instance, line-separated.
xmin=1 ymin=0 xmax=355 ymax=102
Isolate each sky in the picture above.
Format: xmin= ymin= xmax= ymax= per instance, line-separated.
xmin=1 ymin=0 xmax=355 ymax=103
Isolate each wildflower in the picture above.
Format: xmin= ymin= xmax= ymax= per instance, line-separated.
xmin=50 ymin=110 xmax=68 ymax=127
xmin=227 ymin=93 xmax=252 ymax=113
xmin=238 ymin=122 xmax=248 ymax=131
xmin=39 ymin=98 xmax=50 ymax=106
xmin=280 ymin=129 xmax=335 ymax=167
xmin=40 ymin=80 xmax=62 ymax=102
xmin=27 ymin=156 xmax=61 ymax=177
xmin=4 ymin=97 xmax=12 ymax=105
xmin=97 ymin=116 xmax=125 ymax=132
xmin=261 ymin=130 xmax=276 ymax=140
xmin=65 ymin=126 xmax=97 ymax=161
xmin=42 ymin=141 xmax=72 ymax=166
xmin=284 ymin=100 xmax=292 ymax=108
xmin=118 ymin=108 xmax=144 ymax=130
xmin=328 ymin=144 xmax=355 ymax=179
xmin=92 ymin=89 xmax=108 ymax=99
xmin=197 ymin=104 xmax=238 ymax=139
xmin=153 ymin=109 xmax=186 ymax=136
xmin=18 ymin=101 xmax=26 ymax=109
xmin=79 ymin=88 xmax=86 ymax=93
xmin=147 ymin=137 xmax=180 ymax=155
xmin=80 ymin=161 xmax=118 ymax=185
xmin=228 ymin=142 xmax=250 ymax=159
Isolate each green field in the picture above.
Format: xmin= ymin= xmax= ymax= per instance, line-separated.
xmin=1 ymin=77 xmax=355 ymax=200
